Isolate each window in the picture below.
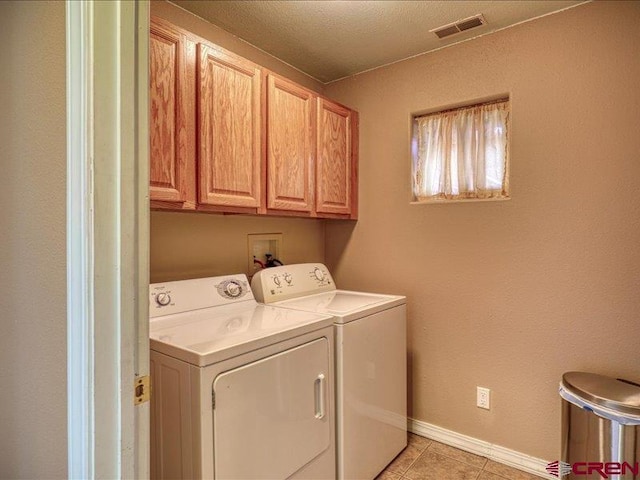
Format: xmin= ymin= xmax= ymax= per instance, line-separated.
xmin=412 ymin=99 xmax=510 ymax=202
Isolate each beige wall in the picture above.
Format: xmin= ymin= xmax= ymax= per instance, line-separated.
xmin=152 ymin=0 xmax=324 ymax=93
xmin=149 ymin=2 xmax=327 ymax=283
xmin=324 ymin=1 xmax=640 ymax=461
xmin=151 ymin=212 xmax=325 ymax=282
xmin=0 ymin=1 xmax=67 ymax=477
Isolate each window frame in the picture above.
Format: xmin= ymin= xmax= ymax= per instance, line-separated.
xmin=410 ymin=97 xmax=511 ymax=204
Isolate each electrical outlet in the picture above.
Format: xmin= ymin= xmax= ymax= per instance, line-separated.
xmin=477 ymin=387 xmax=490 ymax=410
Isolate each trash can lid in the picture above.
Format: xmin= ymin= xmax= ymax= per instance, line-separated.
xmin=562 ymin=372 xmax=640 ymax=416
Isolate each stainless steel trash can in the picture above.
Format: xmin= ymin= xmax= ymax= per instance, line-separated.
xmin=561 ymin=372 xmax=640 ymax=480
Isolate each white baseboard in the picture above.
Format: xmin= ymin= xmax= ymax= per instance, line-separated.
xmin=408 ymin=418 xmax=556 ymax=479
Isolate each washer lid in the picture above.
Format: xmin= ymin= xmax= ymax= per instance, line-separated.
xmin=150 ymin=302 xmax=333 ymax=367
xmin=275 ymin=290 xmax=406 ymax=323
xmin=561 ymin=372 xmax=640 ymax=416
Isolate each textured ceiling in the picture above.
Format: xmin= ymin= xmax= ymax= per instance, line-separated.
xmin=172 ymin=0 xmax=586 ymax=83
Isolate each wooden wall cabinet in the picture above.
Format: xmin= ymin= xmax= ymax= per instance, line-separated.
xmin=149 ymin=18 xmax=196 ymax=210
xmin=149 ymin=18 xmax=358 ymax=219
xmin=316 ymin=98 xmax=358 ymax=218
xmin=266 ymin=74 xmax=315 ymax=213
xmin=265 ymin=75 xmax=359 ymax=219
xmin=198 ymin=43 xmax=262 ymax=211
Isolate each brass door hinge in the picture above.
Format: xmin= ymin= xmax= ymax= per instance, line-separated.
xmin=134 ymin=375 xmax=151 ymax=405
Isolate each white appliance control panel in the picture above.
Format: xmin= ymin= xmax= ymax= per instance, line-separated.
xmin=150 ymin=274 xmax=253 ymax=318
xmin=251 ymin=263 xmax=336 ymax=304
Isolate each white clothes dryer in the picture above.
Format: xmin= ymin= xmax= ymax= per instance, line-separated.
xmin=149 ymin=274 xmax=336 ymax=480
xmin=251 ymin=264 xmax=407 ymax=480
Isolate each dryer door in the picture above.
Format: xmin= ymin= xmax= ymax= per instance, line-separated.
xmin=213 ymin=337 xmax=331 ymax=479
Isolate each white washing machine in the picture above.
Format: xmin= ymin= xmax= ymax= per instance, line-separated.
xmin=251 ymin=264 xmax=407 ymax=480
xmin=149 ymin=274 xmax=336 ymax=480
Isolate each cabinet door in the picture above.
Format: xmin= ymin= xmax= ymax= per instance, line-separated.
xmin=149 ymin=19 xmax=196 ymax=208
xmin=266 ymin=74 xmax=315 ymax=212
xmin=316 ymin=99 xmax=355 ymax=216
xmin=198 ymin=43 xmax=261 ymax=208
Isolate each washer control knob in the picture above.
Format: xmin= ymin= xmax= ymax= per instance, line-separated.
xmin=284 ymin=273 xmax=292 ymax=284
xmin=273 ymin=276 xmax=281 ymax=287
xmin=314 ymin=268 xmax=325 ymax=281
xmin=156 ymin=292 xmax=171 ymax=306
xmin=225 ymin=281 xmax=242 ymax=298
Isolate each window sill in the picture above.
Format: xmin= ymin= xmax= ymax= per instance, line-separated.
xmin=410 ymin=196 xmax=511 ymax=205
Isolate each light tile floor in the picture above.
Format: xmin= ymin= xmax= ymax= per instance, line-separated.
xmin=376 ymin=434 xmax=545 ymax=480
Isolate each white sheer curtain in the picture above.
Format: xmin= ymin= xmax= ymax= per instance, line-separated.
xmin=412 ymin=99 xmax=509 ymax=201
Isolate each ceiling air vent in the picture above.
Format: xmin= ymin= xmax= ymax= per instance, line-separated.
xmin=431 ymin=14 xmax=486 ymax=39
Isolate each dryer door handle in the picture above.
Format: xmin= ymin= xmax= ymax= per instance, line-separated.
xmin=314 ymin=373 xmax=326 ymax=420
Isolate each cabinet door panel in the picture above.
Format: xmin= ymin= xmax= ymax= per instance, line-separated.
xmin=198 ymin=44 xmax=261 ymax=208
xmin=149 ymin=20 xmax=195 ymax=207
xmin=267 ymin=75 xmax=315 ymax=212
xmin=316 ymin=99 xmax=352 ymax=215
